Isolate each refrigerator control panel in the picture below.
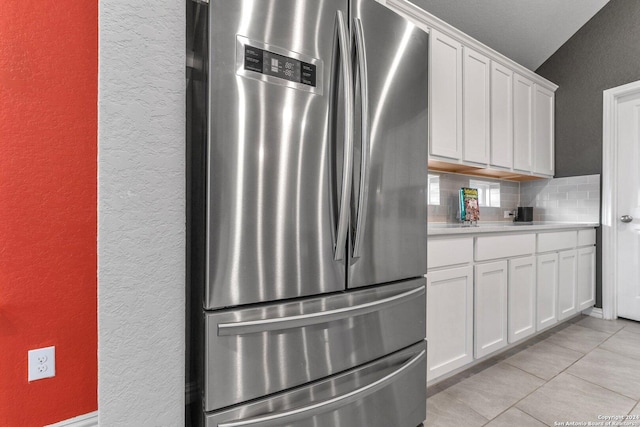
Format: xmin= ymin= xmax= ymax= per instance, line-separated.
xmin=236 ymin=36 xmax=323 ymax=95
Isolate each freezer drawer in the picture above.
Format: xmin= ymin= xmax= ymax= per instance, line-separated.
xmin=205 ymin=341 xmax=427 ymax=427
xmin=204 ymin=279 xmax=425 ymax=411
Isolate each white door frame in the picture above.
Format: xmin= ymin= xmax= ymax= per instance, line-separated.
xmin=602 ymin=79 xmax=640 ymax=320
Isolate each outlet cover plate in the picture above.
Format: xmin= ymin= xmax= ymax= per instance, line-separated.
xmin=28 ymin=346 xmax=55 ymax=381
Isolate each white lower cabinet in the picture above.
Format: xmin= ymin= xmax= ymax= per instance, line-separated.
xmin=474 ymin=261 xmax=508 ymax=358
xmin=508 ymin=256 xmax=536 ymax=343
xmin=537 ymin=253 xmax=559 ymax=331
xmin=426 ymin=266 xmax=474 ymax=380
xmin=558 ymin=250 xmax=578 ymax=320
xmin=577 ymin=246 xmax=596 ymax=310
xmin=427 ymin=228 xmax=596 ymax=383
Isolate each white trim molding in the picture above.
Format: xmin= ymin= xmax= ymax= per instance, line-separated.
xmin=45 ymin=411 xmax=98 ymax=427
xmin=382 ymin=0 xmax=558 ymax=92
xmin=582 ymin=307 xmax=603 ymax=319
xmin=602 ymin=79 xmax=640 ymax=320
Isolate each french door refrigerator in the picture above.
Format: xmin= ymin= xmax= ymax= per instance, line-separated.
xmin=187 ymin=0 xmax=428 ymax=425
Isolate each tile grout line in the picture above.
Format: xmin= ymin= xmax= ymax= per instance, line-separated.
xmin=495 ymin=363 xmax=569 ymax=427
xmin=424 ymin=391 xmax=490 ymax=427
xmin=558 ymin=322 xmax=640 ymax=415
xmin=485 ymin=319 xmax=620 ymax=426
xmin=563 ymin=371 xmax=640 ymax=404
xmin=567 ymin=344 xmax=640 ymax=402
xmin=428 ymin=317 xmax=640 ymax=426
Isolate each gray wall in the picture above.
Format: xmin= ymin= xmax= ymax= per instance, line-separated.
xmin=536 ymin=0 xmax=640 ymax=178
xmin=98 ymin=1 xmax=185 ymax=425
xmin=535 ymin=0 xmax=640 ymax=308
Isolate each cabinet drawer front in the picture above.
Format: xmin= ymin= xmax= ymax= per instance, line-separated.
xmin=578 ymin=229 xmax=596 ymax=247
xmin=475 ymin=234 xmax=535 ymax=261
xmin=428 ymin=237 xmax=473 ymax=269
xmin=537 ymin=231 xmax=577 ymax=252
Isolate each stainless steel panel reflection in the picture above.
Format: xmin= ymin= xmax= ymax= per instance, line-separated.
xmin=205 ymin=341 xmax=427 ymax=427
xmin=349 ymin=0 xmax=429 ymax=287
xmin=204 ymin=279 xmax=426 ymax=411
xmin=206 ymin=0 xmax=348 ymax=309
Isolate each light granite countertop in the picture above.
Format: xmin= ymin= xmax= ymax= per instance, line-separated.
xmin=428 ymin=221 xmax=600 ymax=236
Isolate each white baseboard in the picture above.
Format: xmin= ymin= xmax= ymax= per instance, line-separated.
xmin=583 ymin=307 xmax=604 ymax=319
xmin=45 ymin=411 xmax=98 ymax=427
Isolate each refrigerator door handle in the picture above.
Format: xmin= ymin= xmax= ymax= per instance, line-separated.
xmin=352 ymin=17 xmax=370 ymax=260
xmin=334 ymin=10 xmax=354 ymax=262
xmin=217 ymin=349 xmax=427 ymax=427
xmin=217 ymin=285 xmax=424 ymax=336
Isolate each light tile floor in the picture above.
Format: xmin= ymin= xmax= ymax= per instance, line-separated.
xmin=425 ymin=315 xmax=640 ymax=426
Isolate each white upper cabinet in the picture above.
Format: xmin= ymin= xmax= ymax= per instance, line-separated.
xmin=462 ymin=47 xmax=490 ymax=165
xmin=430 ymin=29 xmax=462 ymax=160
xmin=398 ymin=2 xmax=558 ymax=178
xmin=490 ymin=61 xmax=513 ymax=169
xmin=513 ymin=73 xmax=534 ymax=173
xmin=534 ymin=84 xmax=555 ymax=176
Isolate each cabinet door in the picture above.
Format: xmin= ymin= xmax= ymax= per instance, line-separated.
xmin=513 ymin=73 xmax=533 ymax=172
xmin=475 ymin=261 xmax=508 ymax=358
xmin=577 ymin=246 xmax=596 ymax=310
xmin=462 ymin=47 xmax=490 ymax=165
xmin=558 ymin=250 xmax=578 ymax=321
xmin=429 ymin=29 xmax=462 ymax=160
xmin=490 ymin=61 xmax=513 ymax=169
xmin=508 ymin=256 xmax=536 ymax=344
xmin=426 ymin=266 xmax=473 ymax=380
xmin=537 ymin=253 xmax=558 ymax=331
xmin=533 ymin=84 xmax=555 ymax=176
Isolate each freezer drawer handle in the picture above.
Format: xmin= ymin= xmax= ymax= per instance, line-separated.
xmin=217 ymin=349 xmax=426 ymax=427
xmin=217 ymin=286 xmax=424 ymax=336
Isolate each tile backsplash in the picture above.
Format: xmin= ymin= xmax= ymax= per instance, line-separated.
xmin=428 ymin=172 xmax=600 ymax=224
xmin=520 ymin=174 xmax=600 ymax=223
xmin=428 ymin=172 xmax=519 ymax=223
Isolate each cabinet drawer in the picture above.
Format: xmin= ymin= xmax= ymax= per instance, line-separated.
xmin=475 ymin=234 xmax=535 ymax=261
xmin=428 ymin=237 xmax=473 ymax=269
xmin=537 ymin=231 xmax=577 ymax=252
xmin=578 ymin=229 xmax=596 ymax=247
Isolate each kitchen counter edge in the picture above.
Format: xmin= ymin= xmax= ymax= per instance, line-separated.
xmin=427 ymin=222 xmax=600 ymax=236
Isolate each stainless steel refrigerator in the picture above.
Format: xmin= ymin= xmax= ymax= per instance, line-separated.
xmin=187 ymin=0 xmax=428 ymax=425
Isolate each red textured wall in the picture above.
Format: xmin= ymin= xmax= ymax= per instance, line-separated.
xmin=0 ymin=1 xmax=97 ymax=426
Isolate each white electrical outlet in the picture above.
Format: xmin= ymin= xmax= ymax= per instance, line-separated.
xmin=28 ymin=346 xmax=55 ymax=381
xmin=504 ymin=210 xmax=512 ymax=219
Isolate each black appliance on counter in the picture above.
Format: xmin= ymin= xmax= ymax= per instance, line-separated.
xmin=516 ymin=207 xmax=534 ymax=222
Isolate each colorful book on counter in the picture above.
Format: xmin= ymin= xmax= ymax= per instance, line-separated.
xmin=459 ymin=187 xmax=480 ymax=221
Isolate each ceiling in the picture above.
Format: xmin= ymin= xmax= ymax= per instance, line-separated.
xmin=410 ymin=0 xmax=610 ymax=70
